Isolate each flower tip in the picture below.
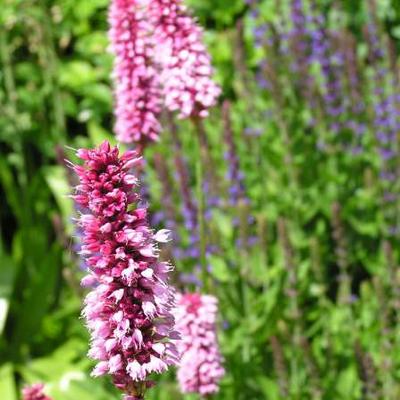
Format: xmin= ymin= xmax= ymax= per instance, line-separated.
xmin=76 ymin=148 xmax=90 ymax=160
xmin=99 ymin=140 xmax=111 ymax=153
xmin=154 ymin=229 xmax=172 ymax=243
xmin=81 ymin=275 xmax=97 ymax=287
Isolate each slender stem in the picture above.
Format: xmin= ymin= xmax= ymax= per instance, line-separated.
xmin=192 ymin=117 xmax=220 ymax=197
xmin=331 ymin=202 xmax=351 ymax=306
xmin=196 ymin=155 xmax=208 ymax=293
xmin=257 ymin=213 xmax=268 ymax=289
xmin=0 ymin=30 xmax=17 ymax=109
xmin=236 ymin=200 xmax=252 ymax=362
xmin=39 ymin=0 xmax=66 ymax=140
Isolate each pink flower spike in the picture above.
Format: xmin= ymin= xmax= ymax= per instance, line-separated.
xmin=150 ymin=0 xmax=221 ymax=119
xmin=108 ymin=0 xmax=162 ymax=146
xmin=72 ymin=141 xmax=179 ymax=399
xmin=22 ymin=383 xmax=52 ymax=400
xmin=174 ymin=293 xmax=225 ymax=395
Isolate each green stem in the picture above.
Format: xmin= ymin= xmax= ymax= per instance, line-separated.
xmin=0 ymin=30 xmax=17 ymax=109
xmin=39 ymin=0 xmax=66 ymax=141
xmin=196 ymin=155 xmax=209 ymax=293
xmin=257 ymin=213 xmax=268 ymax=290
xmin=237 ymin=200 xmax=251 ymax=362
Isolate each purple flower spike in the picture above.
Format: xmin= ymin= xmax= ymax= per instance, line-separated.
xmin=71 ymin=141 xmax=179 ymax=399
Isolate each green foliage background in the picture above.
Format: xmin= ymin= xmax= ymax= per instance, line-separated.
xmin=2 ymin=0 xmax=400 ymax=399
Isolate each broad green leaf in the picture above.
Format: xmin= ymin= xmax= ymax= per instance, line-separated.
xmin=336 ymin=367 xmax=360 ymax=398
xmin=255 ymin=376 xmax=280 ymax=400
xmin=209 ymin=255 xmax=232 ymax=282
xmin=0 ymin=364 xmax=17 ymax=400
xmin=43 ymin=166 xmax=74 ymax=235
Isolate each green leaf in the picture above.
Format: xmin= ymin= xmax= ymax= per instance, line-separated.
xmin=0 ymin=244 xmax=16 ymax=336
xmin=43 ymin=166 xmax=74 ymax=235
xmin=59 ymin=61 xmax=98 ymax=90
xmin=11 ymin=240 xmax=60 ymax=349
xmin=212 ymin=210 xmax=233 ymax=239
xmin=392 ymin=26 xmax=400 ymax=39
xmin=73 ymin=0 xmax=109 ymax=19
xmin=255 ymin=376 xmax=280 ymax=400
xmin=208 ymin=255 xmax=232 ymax=282
xmin=19 ymin=339 xmax=89 ymax=383
xmin=0 ymin=156 xmax=22 ymax=223
xmin=0 ymin=364 xmax=17 ymax=400
xmin=87 ymin=121 xmax=115 ymax=146
xmin=336 ymin=367 xmax=360 ymax=398
xmin=50 ymin=379 xmax=114 ymax=400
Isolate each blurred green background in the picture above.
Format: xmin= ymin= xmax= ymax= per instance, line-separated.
xmin=2 ymin=0 xmax=400 ymax=399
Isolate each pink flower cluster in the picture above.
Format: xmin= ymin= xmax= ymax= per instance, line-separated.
xmin=72 ymin=141 xmax=179 ymax=398
xmin=174 ymin=293 xmax=225 ymax=395
xmin=108 ymin=0 xmax=162 ymax=145
xmin=22 ymin=384 xmax=51 ymax=400
xmin=151 ymin=0 xmax=221 ymax=119
xmin=108 ymin=0 xmax=220 ymax=145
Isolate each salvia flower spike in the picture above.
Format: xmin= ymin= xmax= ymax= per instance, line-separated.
xmin=174 ymin=293 xmax=225 ymax=395
xmin=108 ymin=0 xmax=162 ymax=146
xmin=72 ymin=141 xmax=179 ymax=399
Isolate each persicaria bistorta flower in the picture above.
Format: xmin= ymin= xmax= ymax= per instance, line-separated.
xmin=150 ymin=0 xmax=221 ymax=119
xmin=174 ymin=293 xmax=225 ymax=395
xmin=108 ymin=0 xmax=162 ymax=146
xmin=71 ymin=141 xmax=179 ymax=399
xmin=22 ymin=383 xmax=51 ymax=400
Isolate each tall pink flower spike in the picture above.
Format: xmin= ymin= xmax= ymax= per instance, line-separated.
xmin=22 ymin=383 xmax=52 ymax=400
xmin=174 ymin=293 xmax=225 ymax=396
xmin=72 ymin=141 xmax=179 ymax=399
xmin=150 ymin=0 xmax=221 ymax=119
xmin=108 ymin=0 xmax=162 ymax=147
